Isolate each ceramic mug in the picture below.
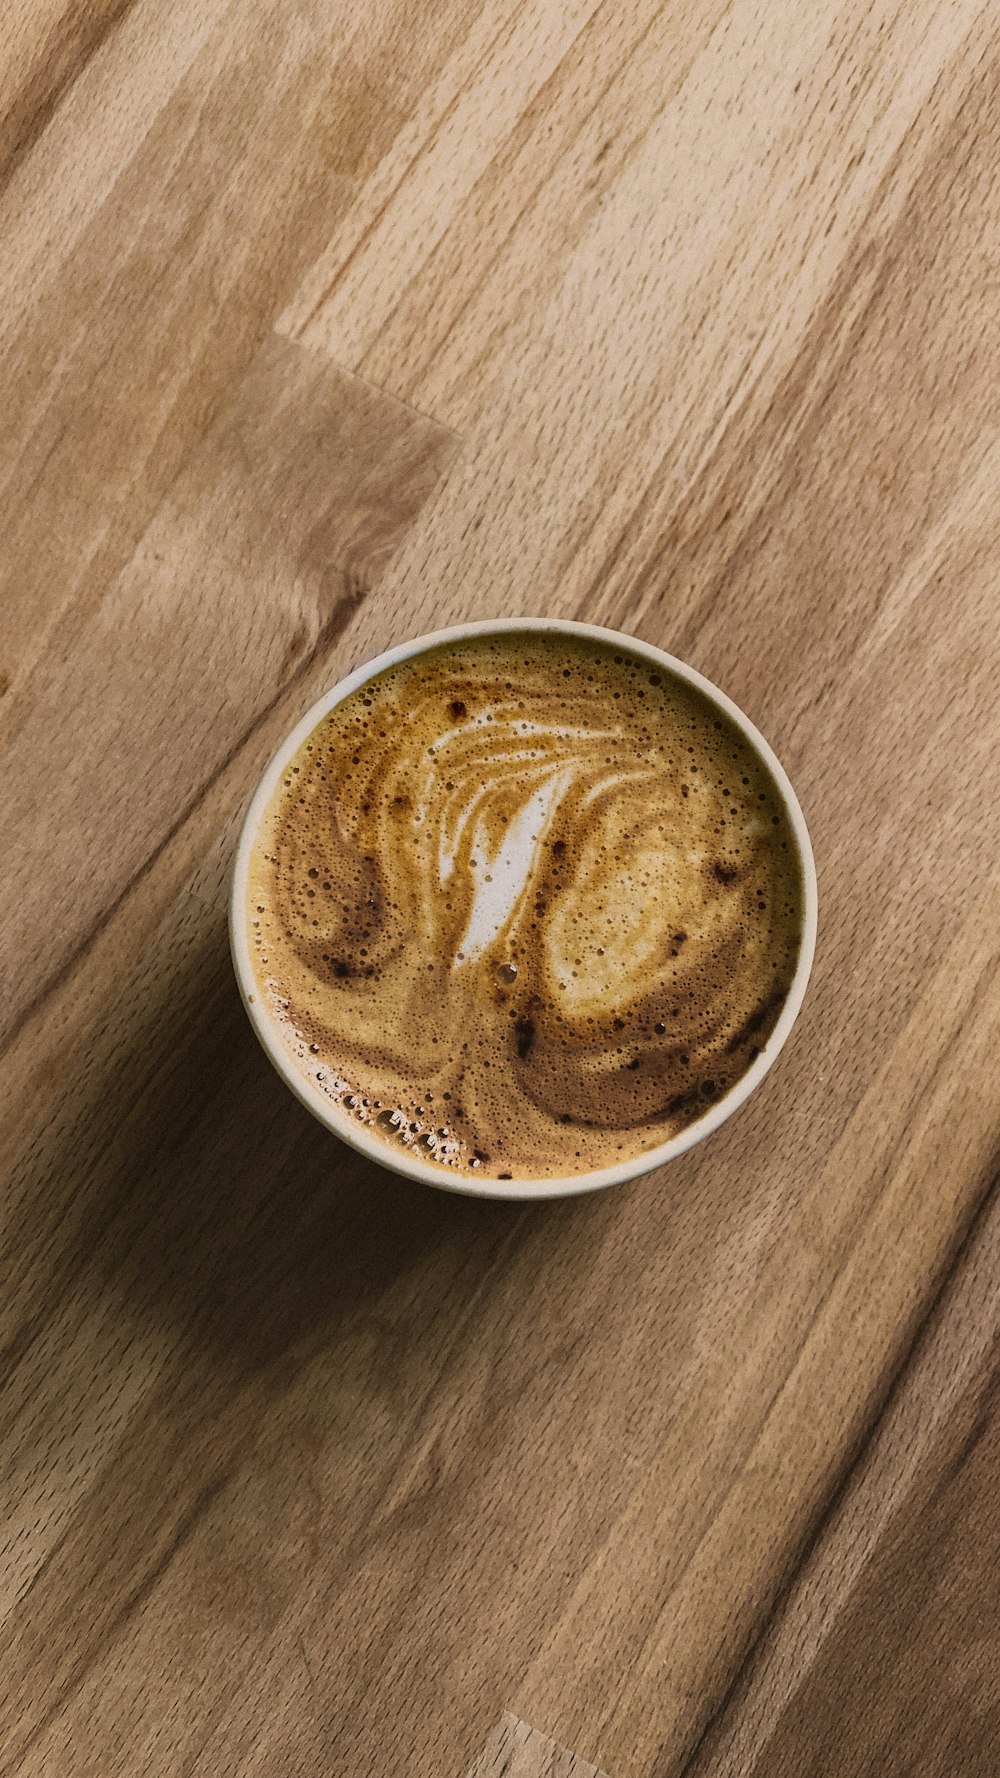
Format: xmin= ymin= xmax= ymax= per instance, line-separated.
xmin=230 ymin=618 xmax=818 ymax=1200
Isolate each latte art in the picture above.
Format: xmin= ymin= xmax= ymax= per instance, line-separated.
xmin=248 ymin=632 xmax=804 ymax=1179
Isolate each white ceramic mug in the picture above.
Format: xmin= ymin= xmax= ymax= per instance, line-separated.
xmin=230 ymin=618 xmax=818 ymax=1200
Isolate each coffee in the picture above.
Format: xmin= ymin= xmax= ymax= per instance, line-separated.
xmin=247 ymin=631 xmax=804 ymax=1180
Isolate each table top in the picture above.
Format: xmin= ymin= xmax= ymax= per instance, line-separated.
xmin=2 ymin=3 xmax=998 ymax=1774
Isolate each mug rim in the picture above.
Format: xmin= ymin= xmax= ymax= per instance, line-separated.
xmin=230 ymin=617 xmax=818 ymax=1200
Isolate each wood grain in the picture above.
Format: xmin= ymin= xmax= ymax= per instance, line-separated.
xmin=686 ymin=1174 xmax=1000 ymax=1778
xmin=2 ymin=2 xmax=999 ymax=1775
xmin=0 ymin=331 xmax=455 ymax=1048
xmin=0 ymin=0 xmax=468 ymax=690
xmin=468 ymin=1715 xmax=609 ymax=1778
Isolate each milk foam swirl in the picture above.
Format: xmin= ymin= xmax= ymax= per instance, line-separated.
xmin=248 ymin=633 xmax=803 ymax=1179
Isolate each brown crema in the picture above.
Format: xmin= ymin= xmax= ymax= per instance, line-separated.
xmin=248 ymin=632 xmax=804 ymax=1180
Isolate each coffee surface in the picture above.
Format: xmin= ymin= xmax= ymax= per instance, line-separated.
xmin=247 ymin=631 xmax=804 ymax=1180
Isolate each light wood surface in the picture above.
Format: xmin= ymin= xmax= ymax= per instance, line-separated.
xmin=2 ymin=3 xmax=998 ymax=1775
xmin=467 ymin=1714 xmax=608 ymax=1778
xmin=688 ymin=1166 xmax=1000 ymax=1778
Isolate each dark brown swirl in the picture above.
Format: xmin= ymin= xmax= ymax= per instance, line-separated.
xmin=247 ymin=632 xmax=804 ymax=1179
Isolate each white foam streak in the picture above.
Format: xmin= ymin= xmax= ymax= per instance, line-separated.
xmin=455 ymin=768 xmax=573 ymax=964
xmin=579 ymin=767 xmax=656 ymax=810
xmin=438 ymin=711 xmax=616 ymax=744
xmin=436 ymin=749 xmax=578 ymax=884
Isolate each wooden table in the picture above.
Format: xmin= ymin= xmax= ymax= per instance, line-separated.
xmin=3 ymin=3 xmax=998 ymax=1774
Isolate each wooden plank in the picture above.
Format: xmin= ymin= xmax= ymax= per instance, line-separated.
xmin=0 ymin=331 xmax=456 ymax=1051
xmin=288 ymin=0 xmax=985 ymax=439
xmin=0 ymin=0 xmax=473 ymax=692
xmin=1 ymin=0 xmax=133 ymax=186
xmin=287 ymin=0 xmax=994 ymax=667
xmin=684 ymin=1175 xmax=1000 ymax=1778
xmin=0 ymin=327 xmax=453 ymax=1468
